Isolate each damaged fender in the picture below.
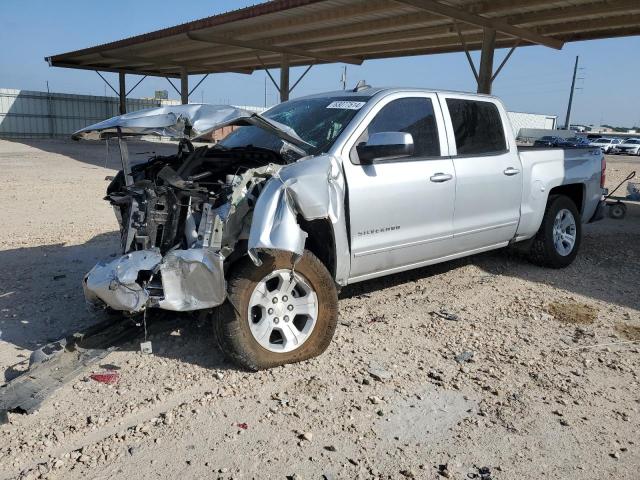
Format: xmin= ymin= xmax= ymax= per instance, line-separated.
xmin=248 ymin=154 xmax=350 ymax=285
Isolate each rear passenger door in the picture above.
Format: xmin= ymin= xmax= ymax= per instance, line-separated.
xmin=440 ymin=94 xmax=522 ymax=252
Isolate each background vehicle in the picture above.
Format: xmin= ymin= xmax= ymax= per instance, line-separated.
xmin=563 ymin=136 xmax=591 ymax=148
xmin=76 ymin=88 xmax=606 ymax=370
xmin=612 ymin=138 xmax=640 ymax=155
xmin=589 ymin=137 xmax=621 ymax=153
xmin=533 ymin=135 xmax=565 ymax=147
xmin=534 ymin=136 xmax=590 ymax=148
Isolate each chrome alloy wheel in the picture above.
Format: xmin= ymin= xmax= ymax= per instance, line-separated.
xmin=552 ymin=208 xmax=577 ymax=256
xmin=247 ymin=269 xmax=319 ymax=353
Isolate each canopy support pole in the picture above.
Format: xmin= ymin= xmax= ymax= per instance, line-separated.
xmin=477 ymin=28 xmax=496 ymax=94
xmin=118 ymin=72 xmax=126 ymax=114
xmin=280 ymin=54 xmax=290 ymax=102
xmin=180 ymin=68 xmax=189 ymax=104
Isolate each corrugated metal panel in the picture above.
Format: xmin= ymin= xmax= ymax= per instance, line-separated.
xmin=0 ymin=88 xmax=265 ymax=138
xmin=0 ymin=89 xmax=180 ymax=138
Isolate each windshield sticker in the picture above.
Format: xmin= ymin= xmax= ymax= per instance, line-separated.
xmin=326 ymin=101 xmax=366 ymax=110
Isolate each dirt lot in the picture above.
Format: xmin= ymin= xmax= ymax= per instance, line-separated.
xmin=1 ymin=139 xmax=639 ymax=480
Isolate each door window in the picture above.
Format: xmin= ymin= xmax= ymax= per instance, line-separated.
xmin=446 ymin=99 xmax=507 ymax=155
xmin=351 ymin=97 xmax=440 ymax=163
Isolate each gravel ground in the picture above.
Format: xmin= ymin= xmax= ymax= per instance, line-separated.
xmin=0 ymin=139 xmax=639 ymax=480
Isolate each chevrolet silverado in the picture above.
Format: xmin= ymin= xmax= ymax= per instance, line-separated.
xmin=74 ymin=87 xmax=606 ymax=370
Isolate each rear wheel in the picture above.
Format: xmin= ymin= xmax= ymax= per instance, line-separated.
xmin=214 ymin=250 xmax=338 ymax=370
xmin=528 ymin=195 xmax=582 ymax=268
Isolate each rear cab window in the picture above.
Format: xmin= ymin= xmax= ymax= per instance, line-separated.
xmin=443 ymin=97 xmax=508 ymax=156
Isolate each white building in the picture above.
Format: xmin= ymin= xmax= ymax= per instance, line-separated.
xmin=507 ymin=111 xmax=557 ymax=138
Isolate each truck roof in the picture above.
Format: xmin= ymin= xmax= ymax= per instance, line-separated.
xmin=295 ymin=86 xmax=499 ymax=101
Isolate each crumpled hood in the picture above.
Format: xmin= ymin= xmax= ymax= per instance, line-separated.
xmin=71 ymin=104 xmax=311 ymax=151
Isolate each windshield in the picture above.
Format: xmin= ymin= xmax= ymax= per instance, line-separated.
xmin=625 ymin=139 xmax=640 ymax=144
xmin=220 ymin=96 xmax=369 ymax=155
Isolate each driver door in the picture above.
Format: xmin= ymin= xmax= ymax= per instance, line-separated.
xmin=341 ymin=93 xmax=456 ymax=282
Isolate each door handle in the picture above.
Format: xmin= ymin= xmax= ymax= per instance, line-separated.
xmin=430 ymin=173 xmax=453 ymax=183
xmin=503 ymin=167 xmax=520 ymax=176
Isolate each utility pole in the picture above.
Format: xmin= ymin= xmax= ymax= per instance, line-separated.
xmin=340 ymin=66 xmax=347 ymax=90
xmin=564 ymin=56 xmax=579 ymax=130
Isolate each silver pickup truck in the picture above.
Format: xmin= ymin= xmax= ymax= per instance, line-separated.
xmin=75 ymin=87 xmax=606 ymax=370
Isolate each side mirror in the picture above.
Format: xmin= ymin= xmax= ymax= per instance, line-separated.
xmin=356 ymin=132 xmax=414 ymax=164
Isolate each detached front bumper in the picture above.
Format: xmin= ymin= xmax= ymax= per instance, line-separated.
xmin=83 ymin=248 xmax=226 ymax=314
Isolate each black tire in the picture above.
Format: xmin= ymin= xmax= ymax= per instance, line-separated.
xmin=214 ymin=249 xmax=338 ymax=371
xmin=608 ymin=202 xmax=627 ymax=220
xmin=528 ymin=195 xmax=582 ymax=268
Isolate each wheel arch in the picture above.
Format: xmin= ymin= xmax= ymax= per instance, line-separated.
xmin=548 ymin=183 xmax=585 ymax=215
xmin=298 ymin=217 xmax=337 ymax=280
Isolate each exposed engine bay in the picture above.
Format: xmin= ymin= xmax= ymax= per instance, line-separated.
xmin=84 ymin=141 xmax=289 ymax=313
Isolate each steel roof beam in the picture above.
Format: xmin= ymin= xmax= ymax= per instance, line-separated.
xmin=294 ymin=23 xmax=479 ymax=52
xmin=185 ymin=32 xmax=363 ymax=65
xmin=394 ymin=0 xmax=564 ymax=49
xmin=536 ymin=13 xmax=640 ymax=36
xmin=504 ymin=0 xmax=640 ymax=28
xmin=45 ymin=61 xmax=181 ymax=78
xmin=98 ymin=53 xmax=253 ymax=74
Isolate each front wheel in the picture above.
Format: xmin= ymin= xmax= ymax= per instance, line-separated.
xmin=528 ymin=195 xmax=582 ymax=268
xmin=214 ymin=250 xmax=338 ymax=370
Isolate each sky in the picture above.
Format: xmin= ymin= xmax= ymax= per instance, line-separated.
xmin=1 ymin=0 xmax=639 ymax=127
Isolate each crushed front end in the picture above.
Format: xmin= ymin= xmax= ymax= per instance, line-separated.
xmin=83 ymin=140 xmax=285 ymax=315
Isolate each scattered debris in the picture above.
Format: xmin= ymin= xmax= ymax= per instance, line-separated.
xmin=237 ymin=422 xmax=248 ymax=430
xmin=324 ymin=445 xmax=337 ymax=452
xmin=437 ymin=464 xmax=450 ymax=478
xmin=454 ymin=351 xmax=475 ymax=363
xmin=89 ymin=371 xmax=120 ymax=385
xmin=368 ymin=362 xmax=392 ymax=381
xmin=430 ymin=309 xmax=460 ymax=321
xmin=0 ymin=316 xmax=149 ymax=422
xmin=140 ymin=341 xmax=153 ymax=354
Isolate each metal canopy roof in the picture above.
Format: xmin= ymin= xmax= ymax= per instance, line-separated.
xmin=47 ymin=0 xmax=640 ymax=78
